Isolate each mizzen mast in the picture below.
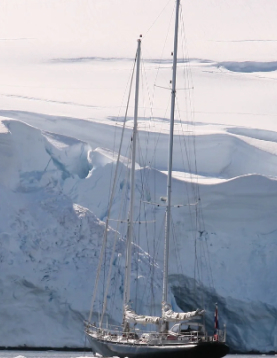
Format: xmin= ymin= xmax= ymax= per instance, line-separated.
xmin=123 ymin=38 xmax=142 ymax=321
xmin=162 ymin=0 xmax=180 ymax=305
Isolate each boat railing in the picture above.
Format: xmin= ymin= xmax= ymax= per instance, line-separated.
xmin=85 ymin=321 xmax=123 ymax=333
xmin=206 ymin=328 xmax=226 ymax=343
xmin=85 ymin=321 xmax=226 ymax=344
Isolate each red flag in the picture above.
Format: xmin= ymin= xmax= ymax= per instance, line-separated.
xmin=214 ymin=304 xmax=219 ymax=341
xmin=214 ymin=304 xmax=219 ymax=330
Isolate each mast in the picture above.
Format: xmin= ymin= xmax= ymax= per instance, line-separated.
xmin=123 ymin=38 xmax=141 ymax=321
xmin=162 ymin=0 xmax=180 ymax=305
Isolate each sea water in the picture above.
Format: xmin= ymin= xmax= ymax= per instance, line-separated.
xmin=0 ymin=353 xmax=95 ymax=358
xmin=0 ymin=353 xmax=272 ymax=358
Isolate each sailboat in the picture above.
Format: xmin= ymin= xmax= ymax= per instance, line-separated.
xmin=85 ymin=1 xmax=229 ymax=357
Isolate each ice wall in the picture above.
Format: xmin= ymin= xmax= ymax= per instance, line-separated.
xmin=0 ymin=118 xmax=277 ymax=352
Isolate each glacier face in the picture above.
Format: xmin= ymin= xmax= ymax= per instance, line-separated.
xmin=0 ymin=119 xmax=163 ymax=348
xmin=0 ymin=120 xmax=99 ymax=347
xmin=0 ymin=117 xmax=277 ymax=352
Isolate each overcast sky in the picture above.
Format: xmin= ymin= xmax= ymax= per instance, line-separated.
xmin=0 ymin=0 xmax=277 ymax=62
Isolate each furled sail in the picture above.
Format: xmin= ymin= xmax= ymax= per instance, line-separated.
xmin=124 ymin=305 xmax=161 ymax=325
xmin=162 ymin=302 xmax=205 ymax=322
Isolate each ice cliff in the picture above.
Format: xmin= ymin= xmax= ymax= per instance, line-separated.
xmin=0 ymin=117 xmax=277 ymax=352
xmin=0 ymin=118 xmax=162 ymax=348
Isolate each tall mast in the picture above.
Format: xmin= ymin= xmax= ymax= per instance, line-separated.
xmin=123 ymin=38 xmax=141 ymax=317
xmin=162 ymin=0 xmax=180 ymax=304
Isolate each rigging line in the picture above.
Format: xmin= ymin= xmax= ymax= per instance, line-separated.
xmin=111 ymin=148 xmax=132 ymax=311
xmin=176 ymin=100 xmax=193 ymax=175
xmin=137 ymin=62 xmax=149 ymax=166
xmin=147 ymin=96 xmax=171 ymax=169
xmin=134 ymin=69 xmax=161 ymax=308
xmin=179 ymin=15 xmax=194 ymax=128
xmin=198 ymin=241 xmax=208 ymax=286
xmin=195 ymin=236 xmax=203 ymax=293
xmin=180 ymin=4 xmax=195 ymax=102
xmin=100 ymin=65 xmax=142 ymax=311
xmin=199 ymin=233 xmax=213 ymax=291
xmin=142 ymin=200 xmax=197 ymax=207
xmin=141 ymin=55 xmax=155 ymax=168
xmin=142 ymin=57 xmax=154 ymax=122
xmin=154 ymin=84 xmax=194 ymax=91
xmin=109 ymin=239 xmax=124 ymax=314
xmin=100 ymin=225 xmax=120 ymax=326
xmin=138 ymin=208 xmax=153 ymax=313
xmin=154 ymin=85 xmax=171 ymax=90
xmin=199 ymin=229 xmax=214 ymax=289
xmin=175 ymin=98 xmax=197 ymax=229
xmin=134 ymin=196 xmax=143 ymax=312
xmin=88 ymin=51 xmax=137 ymax=323
xmin=153 ymin=211 xmax=166 ymax=265
xmin=143 ymin=195 xmax=158 ymax=318
xmin=151 ymin=154 xmax=157 ymax=312
xmin=136 ymin=141 xmax=156 ymax=313
xmin=174 ymin=101 xmax=200 ymax=290
xmin=138 ymin=143 xmax=152 ymax=214
xmin=194 ymin=233 xmax=198 ymax=286
xmin=194 ymin=205 xmax=200 ymax=288
xmin=179 ymin=3 xmax=203 ymax=277
xmin=141 ymin=50 xmax=154 ymax=120
xmin=193 ymin=189 xmax=215 ymax=289
xmin=171 ymin=214 xmax=184 ymax=277
xmin=143 ymin=0 xmax=173 ymax=39
xmin=141 ymin=55 xmax=161 ymax=182
xmin=179 ymin=24 xmax=193 ymax=120
xmin=205 ymin=234 xmax=215 ymax=289
xmin=150 ymin=5 xmax=175 ymax=118
xmin=179 ymin=18 xmax=205 ymax=296
xmin=110 ymin=54 xmax=144 ymax=200
xmin=180 ymin=9 xmax=195 ymax=102
xmin=176 ymin=2 xmax=210 ymax=308
xmin=132 ymin=141 xmax=148 ymax=312
xmin=201 ymin=239 xmax=213 ymax=290
xmin=179 ymin=4 xmax=202 ymax=204
xmin=110 ymin=141 xmax=133 ymax=225
xmin=175 ymin=59 xmax=201 ymax=294
xmin=124 ymin=107 xmax=277 ymax=117
xmin=109 ymin=153 xmax=132 ymax=314
xmin=100 ymin=143 xmax=133 ymax=323
xmin=140 ymin=56 xmax=163 ymax=290
xmin=176 ymin=101 xmax=198 ymax=220
xmin=147 ymin=209 xmax=156 ymax=314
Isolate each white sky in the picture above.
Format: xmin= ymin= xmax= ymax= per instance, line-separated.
xmin=0 ymin=0 xmax=277 ymax=62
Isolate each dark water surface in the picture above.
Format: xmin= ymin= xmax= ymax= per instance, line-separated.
xmin=0 ymin=353 xmax=94 ymax=358
xmin=0 ymin=353 xmax=272 ymax=358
